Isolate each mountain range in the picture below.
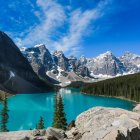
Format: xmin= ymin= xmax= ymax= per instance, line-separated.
xmin=0 ymin=31 xmax=140 ymax=92
xmin=21 ymin=44 xmax=140 ymax=86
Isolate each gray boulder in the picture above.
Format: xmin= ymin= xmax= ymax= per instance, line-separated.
xmin=46 ymin=127 xmax=66 ymax=140
xmin=75 ymin=107 xmax=140 ymax=140
xmin=133 ymin=104 xmax=140 ymax=114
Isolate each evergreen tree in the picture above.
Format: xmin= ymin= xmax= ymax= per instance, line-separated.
xmin=36 ymin=116 xmax=45 ymax=129
xmin=52 ymin=93 xmax=58 ymax=127
xmin=81 ymin=73 xmax=140 ymax=102
xmin=1 ymin=95 xmax=9 ymax=132
xmin=52 ymin=94 xmax=67 ymax=130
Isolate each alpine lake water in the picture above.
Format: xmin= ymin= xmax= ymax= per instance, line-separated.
xmin=0 ymin=88 xmax=135 ymax=131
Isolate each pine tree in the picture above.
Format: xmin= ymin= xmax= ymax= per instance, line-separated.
xmin=36 ymin=116 xmax=45 ymax=129
xmin=52 ymin=94 xmax=67 ymax=130
xmin=52 ymin=93 xmax=58 ymax=128
xmin=1 ymin=95 xmax=9 ymax=132
xmin=81 ymin=73 xmax=140 ymax=102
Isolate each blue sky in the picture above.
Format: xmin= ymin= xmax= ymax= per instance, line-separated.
xmin=0 ymin=0 xmax=140 ymax=57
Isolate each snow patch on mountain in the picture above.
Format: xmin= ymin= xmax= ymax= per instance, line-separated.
xmin=34 ymin=44 xmax=44 ymax=48
xmin=10 ymin=71 xmax=15 ymax=78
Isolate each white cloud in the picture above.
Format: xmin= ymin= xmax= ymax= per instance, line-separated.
xmin=16 ymin=0 xmax=111 ymax=56
xmin=21 ymin=0 xmax=66 ymax=47
xmin=53 ymin=9 xmax=98 ymax=55
xmin=53 ymin=0 xmax=111 ymax=56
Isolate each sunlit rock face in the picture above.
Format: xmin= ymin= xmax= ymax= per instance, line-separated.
xmin=86 ymin=51 xmax=140 ymax=78
xmin=86 ymin=51 xmax=126 ymax=76
xmin=22 ymin=44 xmax=54 ymax=75
xmin=120 ymin=52 xmax=140 ymax=73
xmin=75 ymin=107 xmax=140 ymax=140
xmin=133 ymin=104 xmax=140 ymax=114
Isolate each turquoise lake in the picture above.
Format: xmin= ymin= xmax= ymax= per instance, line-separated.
xmin=0 ymin=88 xmax=135 ymax=131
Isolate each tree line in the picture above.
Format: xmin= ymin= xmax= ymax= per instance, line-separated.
xmin=0 ymin=93 xmax=67 ymax=131
xmin=81 ymin=73 xmax=140 ymax=102
xmin=0 ymin=95 xmax=9 ymax=131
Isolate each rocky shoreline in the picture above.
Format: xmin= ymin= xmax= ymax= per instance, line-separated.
xmin=0 ymin=105 xmax=140 ymax=140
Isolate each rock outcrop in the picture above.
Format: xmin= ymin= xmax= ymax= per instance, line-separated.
xmin=0 ymin=128 xmax=66 ymax=140
xmin=0 ymin=107 xmax=140 ymax=140
xmin=133 ymin=104 xmax=140 ymax=114
xmin=75 ymin=107 xmax=140 ymax=140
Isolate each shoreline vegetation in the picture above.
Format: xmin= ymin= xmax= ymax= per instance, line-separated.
xmin=81 ymin=73 xmax=140 ymax=103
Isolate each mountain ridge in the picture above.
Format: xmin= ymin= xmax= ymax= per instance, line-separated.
xmin=21 ymin=44 xmax=140 ymax=86
xmin=0 ymin=31 xmax=52 ymax=94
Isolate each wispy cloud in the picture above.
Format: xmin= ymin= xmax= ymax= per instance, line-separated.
xmin=14 ymin=0 xmax=112 ymax=56
xmin=21 ymin=0 xmax=66 ymax=47
xmin=53 ymin=0 xmax=111 ymax=55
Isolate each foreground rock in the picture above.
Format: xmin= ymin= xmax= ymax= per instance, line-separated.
xmin=0 ymin=107 xmax=140 ymax=140
xmin=75 ymin=107 xmax=140 ymax=140
xmin=133 ymin=104 xmax=140 ymax=114
xmin=0 ymin=128 xmax=66 ymax=140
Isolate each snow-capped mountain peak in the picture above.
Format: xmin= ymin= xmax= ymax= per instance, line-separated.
xmin=86 ymin=51 xmax=125 ymax=76
xmin=34 ymin=44 xmax=45 ymax=48
xmin=21 ymin=46 xmax=140 ymax=85
xmin=121 ymin=51 xmax=140 ymax=60
xmin=96 ymin=51 xmax=113 ymax=60
xmin=120 ymin=52 xmax=140 ymax=73
xmin=53 ymin=50 xmax=64 ymax=57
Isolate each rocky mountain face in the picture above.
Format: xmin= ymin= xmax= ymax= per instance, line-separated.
xmin=87 ymin=51 xmax=126 ymax=76
xmin=0 ymin=31 xmax=51 ymax=93
xmin=53 ymin=50 xmax=70 ymax=71
xmin=85 ymin=51 xmax=140 ymax=78
xmin=22 ymin=44 xmax=53 ymax=76
xmin=21 ymin=45 xmax=140 ymax=86
xmin=120 ymin=52 xmax=140 ymax=73
xmin=21 ymin=45 xmax=91 ymax=86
